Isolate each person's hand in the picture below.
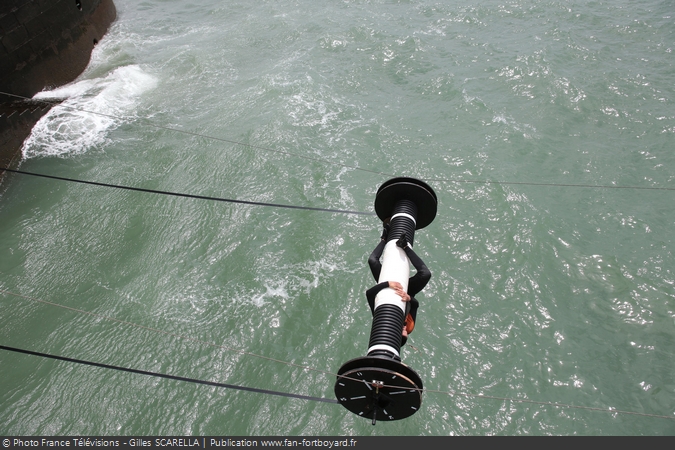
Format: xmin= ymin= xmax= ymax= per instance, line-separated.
xmin=388 ymin=281 xmax=403 ymax=290
xmin=388 ymin=281 xmax=410 ymax=301
xmin=397 ymin=290 xmax=411 ymax=302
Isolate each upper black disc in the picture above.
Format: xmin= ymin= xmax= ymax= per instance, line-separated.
xmin=374 ymin=177 xmax=437 ymax=229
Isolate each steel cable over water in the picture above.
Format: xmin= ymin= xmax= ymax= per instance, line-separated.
xmin=2 ymin=289 xmax=673 ymax=422
xmin=0 ymin=91 xmax=394 ymax=180
xmin=0 ymin=345 xmax=338 ymax=404
xmin=1 ymin=91 xmax=674 ymax=193
xmin=0 ymin=168 xmax=374 ymax=216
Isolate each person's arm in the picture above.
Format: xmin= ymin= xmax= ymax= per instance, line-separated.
xmin=407 ymin=297 xmax=419 ymax=325
xmin=365 ymin=281 xmax=390 ymax=313
xmin=366 ymin=280 xmax=410 ymax=313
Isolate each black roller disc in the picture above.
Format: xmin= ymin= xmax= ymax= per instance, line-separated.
xmin=335 ymin=356 xmax=423 ymax=421
xmin=374 ymin=177 xmax=437 ymax=229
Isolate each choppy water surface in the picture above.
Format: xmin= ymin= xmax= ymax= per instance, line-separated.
xmin=1 ymin=0 xmax=674 ymax=435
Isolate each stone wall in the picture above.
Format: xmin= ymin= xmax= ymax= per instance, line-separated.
xmin=1 ymin=0 xmax=117 ymax=97
xmin=0 ymin=0 xmax=116 ymax=169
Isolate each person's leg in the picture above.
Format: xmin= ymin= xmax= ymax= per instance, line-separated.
xmin=404 ymin=247 xmax=430 ymax=293
xmin=396 ymin=233 xmax=431 ymax=297
xmin=368 ymin=239 xmax=386 ymax=282
xmin=367 ymin=223 xmax=389 ymax=282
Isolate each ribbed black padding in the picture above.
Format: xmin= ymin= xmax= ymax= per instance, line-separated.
xmin=386 ymin=199 xmax=417 ymax=246
xmin=367 ymin=304 xmax=405 ymax=360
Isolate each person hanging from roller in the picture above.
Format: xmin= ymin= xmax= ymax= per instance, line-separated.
xmin=366 ymin=222 xmax=431 ymax=346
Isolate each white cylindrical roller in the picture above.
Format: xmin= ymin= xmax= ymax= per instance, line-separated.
xmin=373 ymin=240 xmax=410 ymax=314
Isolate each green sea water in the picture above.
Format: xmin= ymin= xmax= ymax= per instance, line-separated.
xmin=1 ymin=0 xmax=674 ymax=435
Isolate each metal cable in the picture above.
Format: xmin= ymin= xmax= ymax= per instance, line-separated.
xmin=1 ymin=90 xmax=673 ymax=192
xmin=3 ymin=288 xmax=673 ymax=422
xmin=0 ymin=344 xmax=337 ymax=404
xmin=0 ymin=167 xmax=374 ymax=216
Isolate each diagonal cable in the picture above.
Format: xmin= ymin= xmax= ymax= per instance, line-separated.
xmin=4 ymin=289 xmax=674 ymax=422
xmin=0 ymin=167 xmax=374 ymax=216
xmin=0 ymin=344 xmax=337 ymax=404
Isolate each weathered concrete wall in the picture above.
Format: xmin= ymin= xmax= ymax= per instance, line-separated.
xmin=0 ymin=0 xmax=116 ymax=170
xmin=0 ymin=100 xmax=55 ymax=168
xmin=1 ymin=0 xmax=117 ymax=97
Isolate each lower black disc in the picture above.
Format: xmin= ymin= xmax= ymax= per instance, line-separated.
xmin=335 ymin=356 xmax=423 ymax=421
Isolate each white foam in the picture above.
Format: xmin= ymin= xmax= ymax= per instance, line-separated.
xmin=22 ymin=65 xmax=157 ymax=159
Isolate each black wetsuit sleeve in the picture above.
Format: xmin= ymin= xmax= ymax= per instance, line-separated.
xmin=368 ymin=239 xmax=386 ymax=282
xmin=366 ymin=281 xmax=389 ymax=314
xmin=408 ymin=298 xmax=419 ymax=324
xmin=404 ymin=246 xmax=431 ymax=297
